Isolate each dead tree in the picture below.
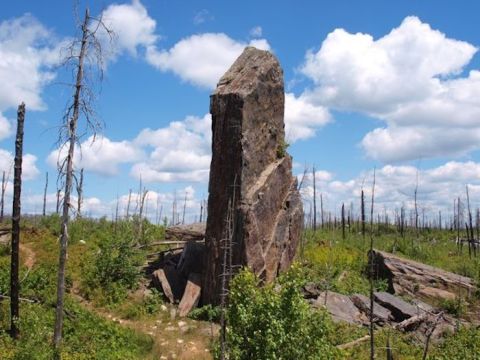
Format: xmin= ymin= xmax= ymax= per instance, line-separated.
xmin=10 ymin=103 xmax=25 ymax=339
xmin=341 ymin=203 xmax=345 ymax=240
xmin=219 ymin=177 xmax=237 ymax=360
xmin=56 ymin=189 xmax=61 ymax=214
xmin=125 ymin=189 xmax=132 ymax=219
xmin=414 ymin=170 xmax=419 ymax=243
xmin=53 ymin=8 xmax=112 ymax=348
xmin=369 ymin=169 xmax=376 ymax=360
xmin=0 ymin=170 xmax=6 ymax=222
xmin=320 ymin=193 xmax=324 ymax=229
xmin=361 ymin=190 xmax=366 ymax=241
xmin=42 ymin=172 xmax=48 ymax=216
xmin=466 ymin=185 xmax=476 ymax=257
xmin=312 ymin=165 xmax=317 ymax=231
xmin=182 ymin=192 xmax=187 ymax=225
xmin=76 ymin=168 xmax=84 ymax=218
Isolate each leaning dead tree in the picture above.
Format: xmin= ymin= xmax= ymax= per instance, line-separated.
xmin=53 ymin=7 xmax=112 ymax=349
xmin=10 ymin=103 xmax=25 ymax=339
xmin=76 ymin=168 xmax=84 ymax=218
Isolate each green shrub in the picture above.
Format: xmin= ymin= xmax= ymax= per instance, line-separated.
xmin=222 ymin=266 xmax=340 ymax=360
xmin=81 ymin=233 xmax=142 ymax=304
xmin=431 ymin=326 xmax=480 ymax=359
xmin=189 ymin=304 xmax=221 ymax=322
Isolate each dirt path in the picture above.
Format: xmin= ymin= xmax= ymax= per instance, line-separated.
xmin=70 ymin=283 xmax=213 ymax=360
xmin=20 ymin=242 xmax=36 ymax=269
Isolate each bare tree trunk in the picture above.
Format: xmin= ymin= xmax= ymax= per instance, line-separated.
xmin=54 ymin=9 xmax=89 ymax=348
xmin=466 ymin=185 xmax=475 ymax=257
xmin=369 ymin=169 xmax=376 ymax=360
xmin=76 ymin=168 xmax=84 ymax=218
xmin=182 ymin=193 xmax=187 ymax=225
xmin=341 ymin=203 xmax=345 ymax=240
xmin=361 ymin=190 xmax=366 ymax=242
xmin=126 ymin=189 xmax=132 ymax=219
xmin=0 ymin=171 xmax=6 ymax=222
xmin=320 ymin=193 xmax=324 ymax=229
xmin=457 ymin=197 xmax=461 ymax=253
xmin=10 ymin=103 xmax=25 ymax=339
xmin=312 ymin=165 xmax=317 ymax=231
xmin=43 ymin=172 xmax=48 ymax=216
xmin=414 ymin=171 xmax=419 ymax=244
xmin=56 ymin=189 xmax=61 ymax=214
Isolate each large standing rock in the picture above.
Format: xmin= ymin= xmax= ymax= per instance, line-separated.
xmin=202 ymin=47 xmax=303 ymax=305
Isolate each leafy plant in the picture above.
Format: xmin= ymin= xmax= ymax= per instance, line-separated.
xmin=221 ymin=266 xmax=340 ymax=360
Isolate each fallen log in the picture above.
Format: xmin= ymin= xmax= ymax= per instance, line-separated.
xmin=336 ymin=335 xmax=370 ymax=350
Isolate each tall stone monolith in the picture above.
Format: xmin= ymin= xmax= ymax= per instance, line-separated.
xmin=202 ymin=47 xmax=303 ymax=305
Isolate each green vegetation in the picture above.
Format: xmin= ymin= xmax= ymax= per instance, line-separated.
xmin=222 ymin=266 xmax=340 ymax=360
xmin=1 ymin=215 xmax=480 ymax=359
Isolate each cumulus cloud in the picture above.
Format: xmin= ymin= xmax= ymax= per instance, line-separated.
xmin=47 ymin=135 xmax=142 ymax=176
xmin=132 ymin=114 xmax=211 ymax=182
xmin=0 ymin=149 xmax=39 ymax=180
xmin=299 ymin=161 xmax=480 ymax=221
xmin=146 ymin=33 xmax=271 ymax=88
xmin=285 ymin=93 xmax=331 ymax=142
xmin=0 ymin=14 xmax=62 ymax=112
xmin=300 ymin=16 xmax=480 ymax=162
xmin=98 ymin=0 xmax=158 ymax=59
xmin=0 ymin=113 xmax=12 ymax=141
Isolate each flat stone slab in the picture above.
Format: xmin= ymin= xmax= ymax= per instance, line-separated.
xmin=178 ymin=273 xmax=202 ymax=317
xmin=313 ymin=292 xmax=367 ymax=325
xmin=374 ymin=292 xmax=419 ymax=321
xmin=351 ymin=294 xmax=392 ymax=324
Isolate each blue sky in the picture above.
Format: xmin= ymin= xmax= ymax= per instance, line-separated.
xmin=1 ymin=0 xmax=480 ymax=222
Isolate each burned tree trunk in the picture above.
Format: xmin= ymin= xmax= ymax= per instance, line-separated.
xmin=76 ymin=168 xmax=84 ymax=218
xmin=0 ymin=170 xmax=6 ymax=222
xmin=53 ymin=6 xmax=112 ymax=347
xmin=42 ymin=172 xmax=48 ymax=216
xmin=313 ymin=165 xmax=317 ymax=231
xmin=10 ymin=103 xmax=25 ymax=339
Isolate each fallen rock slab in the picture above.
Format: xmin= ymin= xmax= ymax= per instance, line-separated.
xmin=152 ymin=266 xmax=186 ymax=303
xmin=178 ymin=273 xmax=202 ymax=317
xmin=374 ymin=291 xmax=419 ymax=321
xmin=313 ymin=292 xmax=367 ymax=325
xmin=165 ymin=223 xmax=206 ymax=242
xmin=351 ymin=294 xmax=392 ymax=324
xmin=370 ymin=249 xmax=475 ymax=302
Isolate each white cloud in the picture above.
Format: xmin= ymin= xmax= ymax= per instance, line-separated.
xmin=249 ymin=26 xmax=263 ymax=38
xmin=0 ymin=113 xmax=12 ymax=141
xmin=300 ymin=16 xmax=480 ymax=162
xmin=0 ymin=149 xmax=39 ymax=181
xmin=285 ymin=93 xmax=331 ymax=142
xmin=0 ymin=14 xmax=62 ymax=112
xmin=146 ymin=33 xmax=271 ymax=88
xmin=47 ymin=135 xmax=142 ymax=176
xmin=98 ymin=0 xmax=158 ymax=59
xmin=299 ymin=161 xmax=480 ymax=221
xmin=132 ymin=114 xmax=211 ymax=182
xmin=193 ymin=9 xmax=213 ymax=25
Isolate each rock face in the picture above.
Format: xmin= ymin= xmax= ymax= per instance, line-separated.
xmin=165 ymin=223 xmax=206 ymax=242
xmin=312 ymin=292 xmax=367 ymax=325
xmin=370 ymin=249 xmax=475 ymax=302
xmin=202 ymin=47 xmax=303 ymax=305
